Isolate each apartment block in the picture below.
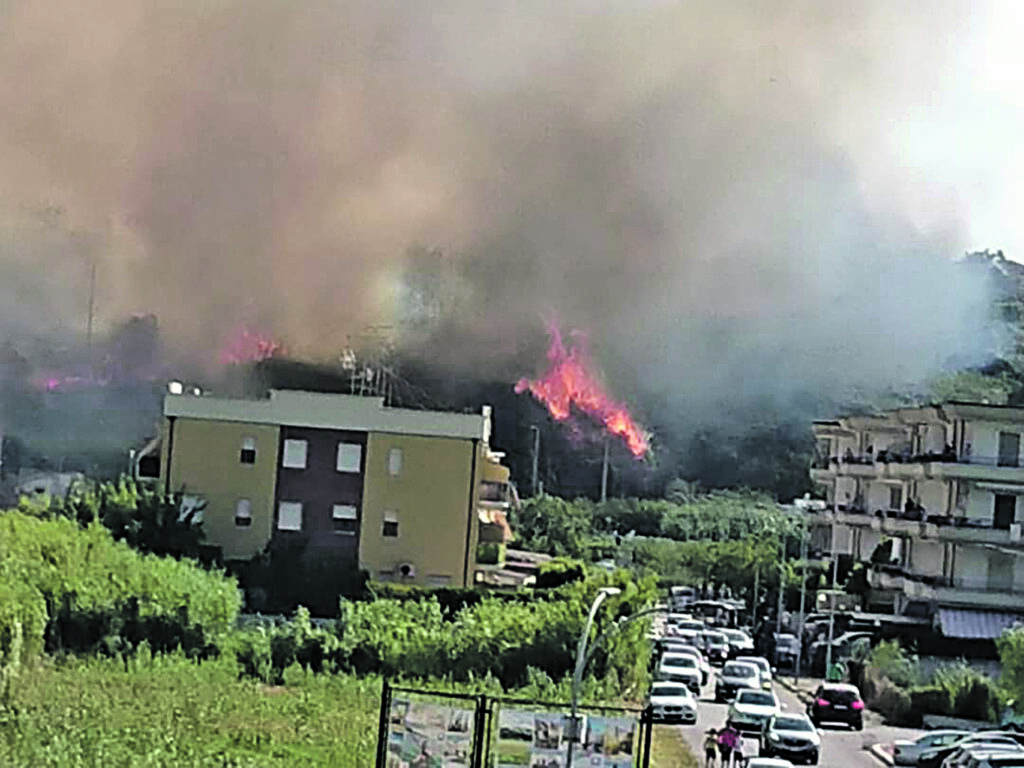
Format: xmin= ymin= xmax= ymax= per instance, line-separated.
xmin=158 ymin=389 xmax=513 ymax=588
xmin=807 ymin=402 xmax=1024 ymax=639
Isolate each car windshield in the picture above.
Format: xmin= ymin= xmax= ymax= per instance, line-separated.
xmin=652 ymin=685 xmax=688 ymax=697
xmin=663 ymin=655 xmax=696 ymax=667
xmin=776 ymin=636 xmax=799 ymax=650
xmin=739 ymin=657 xmax=769 ymax=672
xmin=723 ymin=664 xmax=758 ymax=678
xmin=773 ymin=716 xmax=813 ymax=732
xmin=724 ymin=630 xmax=748 ymax=642
xmin=737 ymin=691 xmax=775 ymax=706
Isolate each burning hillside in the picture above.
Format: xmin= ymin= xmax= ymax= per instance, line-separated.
xmin=515 ymin=324 xmax=649 ymax=458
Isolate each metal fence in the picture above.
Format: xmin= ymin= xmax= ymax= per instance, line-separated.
xmin=376 ymin=680 xmax=654 ymax=768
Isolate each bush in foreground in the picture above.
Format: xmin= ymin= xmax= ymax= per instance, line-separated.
xmin=0 ymin=511 xmax=241 ymax=667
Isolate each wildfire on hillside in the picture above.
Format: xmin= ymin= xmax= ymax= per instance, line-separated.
xmin=218 ymin=327 xmax=285 ymax=366
xmin=515 ymin=324 xmax=650 ymax=458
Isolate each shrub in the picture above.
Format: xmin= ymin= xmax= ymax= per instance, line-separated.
xmin=866 ymin=640 xmax=920 ymax=689
xmin=908 ymin=685 xmax=952 ymax=717
xmin=0 ymin=511 xmax=241 ymax=664
xmin=873 ymin=681 xmax=914 ymax=725
xmin=536 ymin=558 xmax=586 ymax=588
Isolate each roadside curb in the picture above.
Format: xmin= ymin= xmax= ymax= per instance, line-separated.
xmin=868 ymin=743 xmax=895 ymax=766
xmin=776 ymin=677 xmax=814 ymax=705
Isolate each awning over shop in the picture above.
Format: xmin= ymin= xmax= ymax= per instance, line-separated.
xmin=937 ymin=608 xmax=1024 ymax=639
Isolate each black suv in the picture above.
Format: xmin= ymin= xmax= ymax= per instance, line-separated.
xmin=807 ymin=683 xmax=864 ymax=730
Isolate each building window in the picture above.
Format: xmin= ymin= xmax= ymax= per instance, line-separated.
xmin=889 ymin=486 xmax=902 ymax=511
xmin=336 ymin=442 xmax=362 ymax=473
xmin=240 ymin=437 xmax=256 ymax=465
xmin=388 ymin=447 xmax=403 ymax=476
xmin=995 ymin=494 xmax=1017 ymax=530
xmin=382 ymin=510 xmax=399 ymax=537
xmin=180 ymin=494 xmax=204 ymax=524
xmin=235 ymin=498 xmax=252 ymax=528
xmin=277 ymin=501 xmax=303 ymax=531
xmin=999 ymin=432 xmax=1021 ymax=468
xmin=332 ymin=504 xmax=359 ymax=534
xmin=282 ymin=439 xmax=308 ymax=469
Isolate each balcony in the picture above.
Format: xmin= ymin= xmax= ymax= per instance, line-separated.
xmin=868 ymin=567 xmax=1024 ymax=611
xmin=814 ymin=452 xmax=1024 ymax=485
xmin=795 ymin=505 xmax=1024 ymax=548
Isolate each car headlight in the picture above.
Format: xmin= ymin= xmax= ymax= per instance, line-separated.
xmin=768 ymin=733 xmax=780 ymax=741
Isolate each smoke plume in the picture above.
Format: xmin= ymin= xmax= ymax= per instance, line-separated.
xmin=0 ymin=1 xmax=1004 ymax=429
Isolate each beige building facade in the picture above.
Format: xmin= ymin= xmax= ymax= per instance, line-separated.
xmin=808 ymin=402 xmax=1024 ymax=638
xmin=159 ymin=389 xmax=513 ymax=587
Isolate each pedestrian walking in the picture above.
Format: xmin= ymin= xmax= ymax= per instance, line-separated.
xmin=703 ymin=727 xmax=718 ymax=767
xmin=717 ymin=722 xmax=740 ymax=767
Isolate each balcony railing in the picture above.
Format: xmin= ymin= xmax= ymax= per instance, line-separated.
xmin=870 ymin=565 xmax=1024 ymax=597
xmin=815 ymin=452 xmax=1023 ymax=469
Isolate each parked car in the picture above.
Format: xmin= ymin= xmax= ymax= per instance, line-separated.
xmin=808 ymin=631 xmax=874 ymax=674
xmin=658 ymin=653 xmax=702 ymax=693
xmin=715 ymin=661 xmax=763 ymax=703
xmin=919 ymin=735 xmax=1023 ymax=768
xmin=761 ymin=713 xmax=821 ymax=765
xmin=727 ymin=688 xmax=782 ymax=734
xmin=747 ymin=760 xmax=796 ymax=768
xmin=806 ymin=683 xmax=864 ymax=730
xmin=919 ymin=734 xmax=1023 ymax=768
xmin=944 ymin=744 xmax=1024 ymax=768
xmin=967 ymin=753 xmax=1024 ymax=768
xmin=893 ymin=731 xmax=968 ymax=765
xmin=647 ymin=681 xmax=697 ymax=724
xmin=736 ymin=655 xmax=774 ymax=690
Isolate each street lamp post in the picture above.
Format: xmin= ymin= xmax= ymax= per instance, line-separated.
xmin=567 ymin=586 xmax=621 ymax=768
xmin=530 ymin=426 xmax=540 ymax=496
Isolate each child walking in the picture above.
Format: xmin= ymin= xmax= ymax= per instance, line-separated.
xmin=703 ymin=727 xmax=718 ymax=768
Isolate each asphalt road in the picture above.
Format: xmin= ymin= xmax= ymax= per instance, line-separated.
xmin=672 ymin=670 xmax=923 ymax=768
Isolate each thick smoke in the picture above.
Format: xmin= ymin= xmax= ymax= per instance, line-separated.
xmin=0 ymin=0 xmax=1000 ymax=427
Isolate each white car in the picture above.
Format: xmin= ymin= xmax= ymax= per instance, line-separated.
xmin=723 ymin=628 xmax=755 ymax=656
xmin=762 ymin=714 xmax=821 ymax=765
xmin=662 ymin=643 xmax=711 ymax=685
xmin=893 ymin=731 xmax=967 ymax=765
xmin=942 ymin=745 xmax=1024 ymax=768
xmin=716 ymin=660 xmax=762 ymax=702
xmin=659 ymin=653 xmax=702 ymax=693
xmin=969 ymin=753 xmax=1024 ymax=768
xmin=647 ymin=681 xmax=697 ymax=724
xmin=747 ymin=759 xmax=796 ymax=768
xmin=736 ymin=655 xmax=774 ymax=689
xmin=921 ymin=736 xmax=1022 ymax=767
xmin=727 ymin=688 xmax=781 ymax=734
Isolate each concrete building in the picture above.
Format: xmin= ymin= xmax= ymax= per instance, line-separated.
xmin=159 ymin=389 xmax=513 ymax=587
xmin=808 ymin=402 xmax=1024 ymax=640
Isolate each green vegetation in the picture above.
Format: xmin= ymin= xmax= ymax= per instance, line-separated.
xmin=0 ymin=653 xmax=380 ymax=767
xmin=858 ymin=640 xmax=1004 ymax=726
xmin=0 ymin=504 xmax=660 ymax=765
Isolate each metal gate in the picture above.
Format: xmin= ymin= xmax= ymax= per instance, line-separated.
xmin=376 ymin=680 xmax=653 ymax=768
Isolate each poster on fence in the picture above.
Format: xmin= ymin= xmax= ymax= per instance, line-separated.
xmin=494 ymin=709 xmax=636 ymax=768
xmin=387 ymin=698 xmax=475 ymax=768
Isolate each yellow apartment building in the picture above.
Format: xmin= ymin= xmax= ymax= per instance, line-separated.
xmin=158 ymin=389 xmax=513 ymax=588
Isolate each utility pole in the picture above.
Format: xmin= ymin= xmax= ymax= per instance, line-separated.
xmin=530 ymin=426 xmax=540 ymax=496
xmin=600 ymin=435 xmax=610 ymax=502
xmin=751 ymin=565 xmax=760 ymax=635
xmin=796 ymin=514 xmax=808 ymax=681
xmin=775 ymin=558 xmax=785 ymax=637
xmin=825 ymin=490 xmax=840 ymax=675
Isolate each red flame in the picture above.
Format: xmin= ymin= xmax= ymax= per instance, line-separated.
xmin=515 ymin=324 xmax=650 ymax=457
xmin=219 ymin=327 xmax=284 ymax=365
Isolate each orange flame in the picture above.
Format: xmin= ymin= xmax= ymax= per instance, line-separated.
xmin=219 ymin=327 xmax=285 ymax=365
xmin=515 ymin=324 xmax=650 ymax=457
